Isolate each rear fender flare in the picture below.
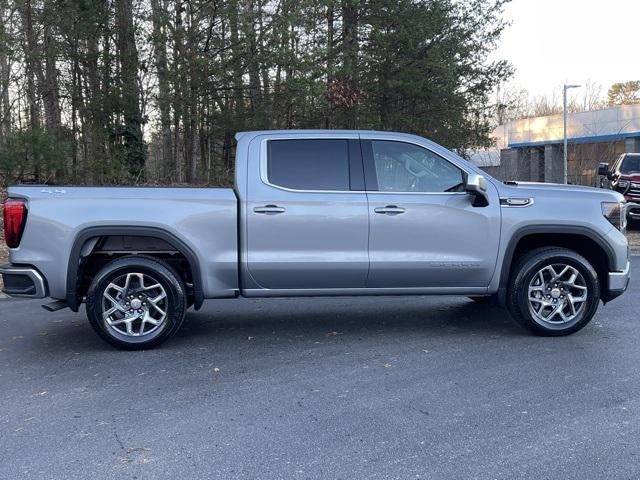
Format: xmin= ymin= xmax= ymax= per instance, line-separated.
xmin=66 ymin=226 xmax=203 ymax=311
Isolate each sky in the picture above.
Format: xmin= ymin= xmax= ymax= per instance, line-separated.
xmin=494 ymin=0 xmax=640 ymax=100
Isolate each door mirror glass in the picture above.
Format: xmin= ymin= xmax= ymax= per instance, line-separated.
xmin=598 ymin=162 xmax=609 ymax=177
xmin=465 ymin=173 xmax=489 ymax=207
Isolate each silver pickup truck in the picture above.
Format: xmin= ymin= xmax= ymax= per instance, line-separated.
xmin=1 ymin=130 xmax=631 ymax=349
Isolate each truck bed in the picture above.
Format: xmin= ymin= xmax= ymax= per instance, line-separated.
xmin=7 ymin=186 xmax=239 ymax=300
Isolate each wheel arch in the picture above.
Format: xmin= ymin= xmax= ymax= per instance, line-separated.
xmin=66 ymin=226 xmax=204 ymax=312
xmin=498 ymin=225 xmax=615 ymax=304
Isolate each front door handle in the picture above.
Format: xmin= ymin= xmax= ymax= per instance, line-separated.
xmin=254 ymin=205 xmax=286 ymax=214
xmin=374 ymin=205 xmax=406 ymax=215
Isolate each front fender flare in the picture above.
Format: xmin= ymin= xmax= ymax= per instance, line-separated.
xmin=496 ymin=225 xmax=616 ymax=305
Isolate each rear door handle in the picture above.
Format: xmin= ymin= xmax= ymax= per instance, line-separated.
xmin=253 ymin=205 xmax=286 ymax=214
xmin=374 ymin=205 xmax=406 ymax=215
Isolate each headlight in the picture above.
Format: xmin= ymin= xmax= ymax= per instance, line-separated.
xmin=602 ymin=201 xmax=627 ymax=232
xmin=618 ymin=180 xmax=630 ymax=189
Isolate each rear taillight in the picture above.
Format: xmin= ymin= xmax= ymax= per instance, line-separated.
xmin=3 ymin=198 xmax=28 ymax=248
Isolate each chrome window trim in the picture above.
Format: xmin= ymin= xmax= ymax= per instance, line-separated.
xmin=259 ymin=135 xmax=473 ymax=196
xmin=366 ymin=191 xmax=467 ymax=196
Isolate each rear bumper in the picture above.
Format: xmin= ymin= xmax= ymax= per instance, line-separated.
xmin=604 ymin=260 xmax=631 ymax=303
xmin=0 ymin=264 xmax=48 ymax=298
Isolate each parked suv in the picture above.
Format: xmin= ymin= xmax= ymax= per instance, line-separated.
xmin=599 ymin=153 xmax=640 ymax=222
xmin=1 ymin=130 xmax=631 ymax=349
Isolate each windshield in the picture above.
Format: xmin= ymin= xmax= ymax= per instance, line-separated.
xmin=620 ymin=155 xmax=640 ymax=174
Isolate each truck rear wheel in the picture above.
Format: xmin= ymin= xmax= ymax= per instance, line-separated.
xmin=507 ymin=247 xmax=600 ymax=336
xmin=85 ymin=256 xmax=187 ymax=350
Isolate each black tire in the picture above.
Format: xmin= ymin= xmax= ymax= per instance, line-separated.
xmin=86 ymin=256 xmax=187 ymax=350
xmin=507 ymin=247 xmax=600 ymax=336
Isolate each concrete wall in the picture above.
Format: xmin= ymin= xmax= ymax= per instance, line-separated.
xmin=482 ymin=140 xmax=626 ymax=186
xmin=492 ymin=105 xmax=640 ymax=149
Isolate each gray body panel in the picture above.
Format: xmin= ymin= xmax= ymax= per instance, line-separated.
xmin=489 ymin=181 xmax=629 ymax=293
xmin=6 ymin=186 xmax=238 ymax=300
xmin=243 ymin=132 xmax=369 ymax=289
xmin=366 ymin=191 xmax=500 ymax=288
xmin=4 ymin=130 xmax=630 ymax=304
xmin=361 ymin=133 xmax=501 ymax=289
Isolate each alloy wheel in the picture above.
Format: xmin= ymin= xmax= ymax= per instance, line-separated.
xmin=527 ymin=263 xmax=588 ymax=326
xmin=102 ymin=272 xmax=168 ymax=337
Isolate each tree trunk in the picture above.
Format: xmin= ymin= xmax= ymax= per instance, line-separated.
xmin=20 ymin=0 xmax=40 ymax=131
xmin=241 ymin=0 xmax=261 ymax=115
xmin=0 ymin=0 xmax=10 ymax=148
xmin=185 ymin=2 xmax=199 ymax=183
xmin=150 ymin=0 xmax=173 ymax=178
xmin=229 ymin=0 xmax=245 ymax=118
xmin=172 ymin=0 xmax=184 ymax=182
xmin=341 ymin=0 xmax=359 ymax=128
xmin=115 ymin=0 xmax=145 ymax=178
xmin=324 ymin=1 xmax=335 ymax=128
xmin=41 ymin=21 xmax=61 ymax=130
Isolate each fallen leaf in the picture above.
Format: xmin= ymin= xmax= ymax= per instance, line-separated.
xmin=127 ymin=447 xmax=151 ymax=453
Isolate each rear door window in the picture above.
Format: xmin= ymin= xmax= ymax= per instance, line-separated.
xmin=267 ymin=139 xmax=351 ymax=191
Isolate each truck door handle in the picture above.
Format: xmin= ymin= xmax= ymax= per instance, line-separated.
xmin=254 ymin=205 xmax=286 ymax=214
xmin=374 ymin=205 xmax=406 ymax=215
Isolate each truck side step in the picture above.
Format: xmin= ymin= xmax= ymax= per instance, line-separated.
xmin=42 ymin=300 xmax=69 ymax=312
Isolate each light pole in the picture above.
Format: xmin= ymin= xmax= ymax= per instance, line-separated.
xmin=563 ymin=84 xmax=581 ymax=184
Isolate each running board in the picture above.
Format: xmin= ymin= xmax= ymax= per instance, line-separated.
xmin=42 ymin=300 xmax=69 ymax=312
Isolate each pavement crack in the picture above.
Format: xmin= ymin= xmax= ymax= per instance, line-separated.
xmin=110 ymin=414 xmax=127 ymax=453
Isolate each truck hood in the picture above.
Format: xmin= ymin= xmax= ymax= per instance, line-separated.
xmin=495 ymin=180 xmax=625 ymax=202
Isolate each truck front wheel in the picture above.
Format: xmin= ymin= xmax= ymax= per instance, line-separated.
xmin=85 ymin=256 xmax=187 ymax=350
xmin=507 ymin=247 xmax=600 ymax=336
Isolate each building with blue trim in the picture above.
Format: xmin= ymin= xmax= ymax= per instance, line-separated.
xmin=472 ymin=105 xmax=640 ymax=185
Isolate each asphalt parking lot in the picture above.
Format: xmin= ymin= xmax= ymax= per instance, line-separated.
xmin=1 ymin=260 xmax=640 ymax=480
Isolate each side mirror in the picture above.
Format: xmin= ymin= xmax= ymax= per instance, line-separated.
xmin=465 ymin=173 xmax=489 ymax=207
xmin=598 ymin=162 xmax=609 ymax=177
